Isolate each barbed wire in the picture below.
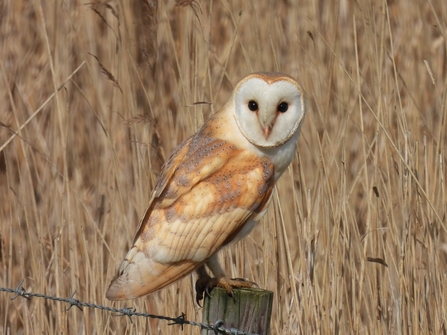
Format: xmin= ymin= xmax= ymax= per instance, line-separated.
xmin=0 ymin=280 xmax=258 ymax=335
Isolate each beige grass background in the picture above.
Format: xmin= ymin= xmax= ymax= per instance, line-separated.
xmin=1 ymin=0 xmax=446 ymax=334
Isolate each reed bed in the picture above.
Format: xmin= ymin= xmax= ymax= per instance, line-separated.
xmin=1 ymin=0 xmax=446 ymax=333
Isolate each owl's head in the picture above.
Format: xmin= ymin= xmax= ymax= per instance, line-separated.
xmin=232 ymin=72 xmax=307 ymax=148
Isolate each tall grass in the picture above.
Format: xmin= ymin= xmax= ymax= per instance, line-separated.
xmin=1 ymin=0 xmax=446 ymax=334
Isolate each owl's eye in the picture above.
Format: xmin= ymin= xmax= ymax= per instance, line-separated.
xmin=248 ymin=100 xmax=258 ymax=111
xmin=278 ymin=102 xmax=289 ymax=113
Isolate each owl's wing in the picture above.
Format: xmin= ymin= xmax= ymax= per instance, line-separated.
xmin=106 ymin=134 xmax=275 ymax=300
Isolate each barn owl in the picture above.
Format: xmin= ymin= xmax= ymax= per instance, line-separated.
xmin=106 ymin=72 xmax=307 ymax=303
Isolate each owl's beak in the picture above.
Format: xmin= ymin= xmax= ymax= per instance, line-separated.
xmin=263 ymin=125 xmax=273 ymax=138
xmin=260 ymin=113 xmax=277 ymax=139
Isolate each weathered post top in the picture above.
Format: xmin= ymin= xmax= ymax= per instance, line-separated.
xmin=201 ymin=287 xmax=274 ymax=335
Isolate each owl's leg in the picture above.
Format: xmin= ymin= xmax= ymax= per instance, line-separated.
xmin=195 ymin=254 xmax=255 ymax=304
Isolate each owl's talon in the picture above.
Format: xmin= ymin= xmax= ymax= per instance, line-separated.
xmin=204 ymin=286 xmax=214 ymax=299
xmin=195 ymin=289 xmax=204 ymax=307
xmin=228 ymin=288 xmax=235 ymax=299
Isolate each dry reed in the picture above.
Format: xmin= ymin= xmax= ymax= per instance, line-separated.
xmin=1 ymin=0 xmax=446 ymax=334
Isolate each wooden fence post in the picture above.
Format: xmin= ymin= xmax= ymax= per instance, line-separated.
xmin=201 ymin=287 xmax=273 ymax=335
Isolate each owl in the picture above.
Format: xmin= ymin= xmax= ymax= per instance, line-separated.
xmin=106 ymin=72 xmax=307 ymax=303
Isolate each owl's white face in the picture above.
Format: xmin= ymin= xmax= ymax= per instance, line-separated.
xmin=233 ymin=73 xmax=306 ymax=148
